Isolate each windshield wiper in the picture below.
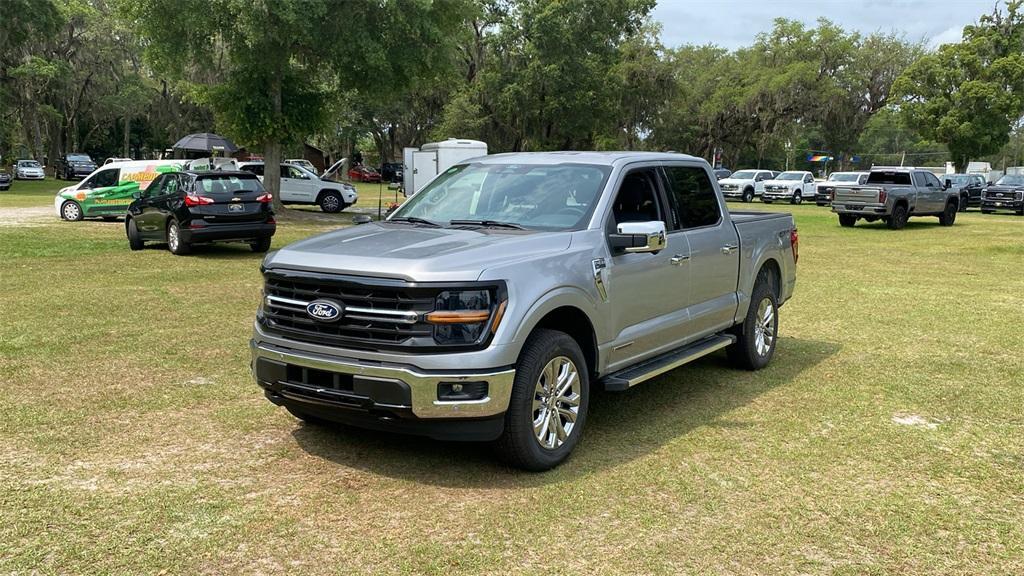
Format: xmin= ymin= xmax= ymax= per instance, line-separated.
xmin=449 ymin=219 xmax=526 ymax=230
xmin=388 ymin=216 xmax=442 ymax=228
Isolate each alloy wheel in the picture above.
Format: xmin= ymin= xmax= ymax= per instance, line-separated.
xmin=322 ymin=194 xmax=340 ymax=211
xmin=168 ymin=223 xmax=179 ymax=251
xmin=753 ymin=297 xmax=776 ymax=357
xmin=532 ymin=356 xmax=581 ymax=450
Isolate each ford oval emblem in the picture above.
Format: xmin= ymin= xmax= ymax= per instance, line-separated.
xmin=306 ymin=300 xmax=344 ymax=322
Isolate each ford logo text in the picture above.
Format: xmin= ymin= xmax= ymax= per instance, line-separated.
xmin=306 ymin=300 xmax=344 ymax=322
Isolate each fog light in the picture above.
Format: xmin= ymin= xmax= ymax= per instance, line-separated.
xmin=438 ymin=381 xmax=487 ymax=401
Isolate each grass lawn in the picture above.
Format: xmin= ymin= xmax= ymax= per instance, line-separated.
xmin=1 ymin=198 xmax=1022 ymax=574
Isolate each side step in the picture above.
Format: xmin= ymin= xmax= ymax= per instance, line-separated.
xmin=600 ymin=334 xmax=737 ymax=391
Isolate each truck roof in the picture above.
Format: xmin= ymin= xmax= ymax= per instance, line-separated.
xmin=475 ymin=151 xmax=706 ymax=167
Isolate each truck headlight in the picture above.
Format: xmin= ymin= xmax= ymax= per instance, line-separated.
xmin=426 ymin=290 xmax=505 ymax=345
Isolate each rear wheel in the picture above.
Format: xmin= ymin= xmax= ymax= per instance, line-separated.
xmin=318 ymin=190 xmax=344 ymax=213
xmin=250 ymin=237 xmax=272 ymax=252
xmin=959 ymin=196 xmax=968 ymax=212
xmin=887 ymin=204 xmax=908 ymax=230
xmin=167 ymin=220 xmax=191 ymax=255
xmin=61 ymin=200 xmax=83 ymax=221
xmin=126 ymin=218 xmax=144 ymax=251
xmin=939 ymin=201 xmax=957 ymax=226
xmin=839 ymin=214 xmax=857 ymax=227
xmin=742 ymin=188 xmax=754 ymax=203
xmin=496 ymin=329 xmax=589 ymax=471
xmin=728 ymin=270 xmax=779 ymax=370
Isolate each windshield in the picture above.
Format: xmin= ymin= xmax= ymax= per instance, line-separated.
xmin=948 ymin=175 xmax=971 ymax=185
xmin=19 ymin=161 xmax=41 ymax=168
xmin=829 ymin=173 xmax=860 ymax=182
xmin=995 ymin=175 xmax=1024 ymax=186
xmin=730 ymin=170 xmax=757 ymax=179
xmin=392 ymin=163 xmax=611 ymax=231
xmin=776 ymin=172 xmax=803 ymax=180
xmin=68 ymin=154 xmax=91 ymax=162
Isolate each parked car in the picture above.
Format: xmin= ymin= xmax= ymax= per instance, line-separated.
xmin=285 ymin=158 xmax=317 ymax=173
xmin=55 ymin=153 xmax=97 ymax=180
xmin=251 ymin=151 xmax=798 ymax=470
xmin=943 ymin=173 xmax=986 ymax=211
xmin=761 ymin=171 xmax=817 ymax=204
xmin=832 ymin=167 xmax=960 ymax=229
xmin=979 ymin=174 xmax=1024 ymax=215
xmin=713 ymin=168 xmax=732 ymax=180
xmin=125 ymin=170 xmax=276 ymax=255
xmin=348 ymin=164 xmax=381 ymax=182
xmin=14 ymin=159 xmax=45 ymax=180
xmin=237 ymin=162 xmax=358 ymax=213
xmin=816 ymin=172 xmax=868 ymax=206
xmin=717 ymin=169 xmax=775 ymax=202
xmin=54 ymin=160 xmax=184 ymax=221
xmin=0 ymin=169 xmax=11 ymax=191
xmin=379 ymin=162 xmax=403 ymax=183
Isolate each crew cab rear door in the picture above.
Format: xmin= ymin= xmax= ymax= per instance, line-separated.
xmin=661 ymin=164 xmax=740 ymax=338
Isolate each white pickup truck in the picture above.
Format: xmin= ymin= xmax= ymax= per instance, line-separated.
xmin=718 ymin=169 xmax=777 ymax=203
xmin=761 ymin=171 xmax=817 ymax=205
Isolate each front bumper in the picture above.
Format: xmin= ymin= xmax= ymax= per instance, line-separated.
xmin=251 ymin=339 xmax=516 ymax=435
xmin=17 ymin=172 xmax=45 ymax=180
xmin=69 ymin=167 xmax=95 ymax=178
xmin=180 ymin=221 xmax=276 ymax=243
xmin=981 ymin=198 xmax=1023 ymax=211
xmin=762 ymin=191 xmax=794 ymax=201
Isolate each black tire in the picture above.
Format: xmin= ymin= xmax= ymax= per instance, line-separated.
xmin=496 ymin=329 xmax=590 ymax=471
xmin=939 ymin=201 xmax=957 ymax=226
xmin=727 ymin=270 xmax=779 ymax=371
xmin=61 ymin=200 xmax=84 ymax=221
xmin=126 ymin=218 xmax=144 ymax=251
xmin=167 ymin=220 xmax=191 ymax=255
xmin=839 ymin=214 xmax=857 ymax=227
xmin=792 ymin=190 xmax=802 ymax=205
xmin=250 ymin=237 xmax=272 ymax=252
xmin=318 ymin=190 xmax=345 ymax=213
xmin=887 ymin=204 xmax=908 ymax=230
xmin=959 ymin=196 xmax=968 ymax=212
xmin=742 ymin=188 xmax=754 ymax=203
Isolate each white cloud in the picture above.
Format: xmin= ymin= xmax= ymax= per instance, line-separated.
xmin=930 ymin=25 xmax=964 ymax=48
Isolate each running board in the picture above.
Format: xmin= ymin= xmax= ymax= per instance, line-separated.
xmin=600 ymin=334 xmax=736 ymax=391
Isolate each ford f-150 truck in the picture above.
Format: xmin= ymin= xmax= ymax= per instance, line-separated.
xmin=251 ymin=152 xmax=798 ymax=470
xmin=832 ymin=167 xmax=960 ymax=229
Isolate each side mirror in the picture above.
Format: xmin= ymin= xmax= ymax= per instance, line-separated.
xmin=352 ymin=214 xmax=373 ymax=225
xmin=943 ymin=179 xmax=951 ymax=190
xmin=988 ymin=181 xmax=994 ymax=186
xmin=609 ymin=221 xmax=666 ymax=254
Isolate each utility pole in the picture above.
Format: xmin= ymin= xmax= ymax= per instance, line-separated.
xmin=900 ymin=151 xmax=906 ymax=167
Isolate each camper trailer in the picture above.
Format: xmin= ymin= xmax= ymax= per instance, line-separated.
xmin=402 ymin=139 xmax=488 ymax=196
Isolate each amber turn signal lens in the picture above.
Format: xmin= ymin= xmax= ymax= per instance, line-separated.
xmin=490 ymin=300 xmax=508 ymax=334
xmin=425 ymin=310 xmax=491 ymax=324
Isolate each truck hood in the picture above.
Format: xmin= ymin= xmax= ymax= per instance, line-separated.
xmin=264 ymin=223 xmax=572 ymax=282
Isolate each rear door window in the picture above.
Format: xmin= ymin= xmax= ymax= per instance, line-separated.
xmin=662 ymin=166 xmax=721 ymax=230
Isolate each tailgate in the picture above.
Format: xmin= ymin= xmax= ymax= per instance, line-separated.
xmin=192 ymin=175 xmax=269 ymax=222
xmin=834 ymin=185 xmax=883 ymax=205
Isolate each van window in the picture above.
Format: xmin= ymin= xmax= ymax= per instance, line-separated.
xmin=82 ymin=168 xmax=119 ymax=190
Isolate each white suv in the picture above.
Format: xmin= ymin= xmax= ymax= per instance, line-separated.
xmin=238 ymin=162 xmax=357 ymax=213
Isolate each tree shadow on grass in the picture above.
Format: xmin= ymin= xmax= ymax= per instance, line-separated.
xmin=289 ymin=337 xmax=841 ymax=486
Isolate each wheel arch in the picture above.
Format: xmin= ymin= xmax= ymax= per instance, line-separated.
xmin=529 ymin=306 xmax=598 ymax=381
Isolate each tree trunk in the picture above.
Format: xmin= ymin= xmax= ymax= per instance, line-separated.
xmin=266 ymin=69 xmax=286 ymax=214
xmin=123 ymin=116 xmax=131 ymax=158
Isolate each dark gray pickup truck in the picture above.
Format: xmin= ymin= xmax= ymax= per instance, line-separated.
xmin=832 ymin=167 xmax=960 ymax=229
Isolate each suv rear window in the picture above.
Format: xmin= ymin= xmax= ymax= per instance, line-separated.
xmin=197 ymin=175 xmax=264 ymax=194
xmin=867 ymin=171 xmax=912 ymax=185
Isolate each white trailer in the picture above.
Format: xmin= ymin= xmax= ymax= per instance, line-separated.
xmin=402 ymin=138 xmax=488 ymax=196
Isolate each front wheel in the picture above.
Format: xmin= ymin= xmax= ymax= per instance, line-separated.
xmin=939 ymin=201 xmax=957 ymax=226
xmin=318 ymin=191 xmax=344 ymax=213
xmin=742 ymin=188 xmax=754 ymax=203
xmin=792 ymin=191 xmax=802 ymax=205
xmin=61 ymin=200 xmax=84 ymax=221
xmin=496 ymin=329 xmax=589 ymax=471
xmin=167 ymin=220 xmax=191 ymax=255
xmin=728 ymin=273 xmax=779 ymax=370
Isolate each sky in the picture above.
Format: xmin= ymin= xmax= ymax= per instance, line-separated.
xmin=651 ymin=0 xmax=1000 ymax=50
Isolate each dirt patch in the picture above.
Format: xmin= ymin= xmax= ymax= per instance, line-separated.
xmin=0 ymin=206 xmax=54 ymax=227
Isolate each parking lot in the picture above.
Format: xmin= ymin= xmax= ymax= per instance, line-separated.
xmin=1 ymin=183 xmax=1022 ymax=574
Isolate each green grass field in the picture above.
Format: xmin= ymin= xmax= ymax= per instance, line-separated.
xmin=2 ymin=182 xmax=1022 ymax=574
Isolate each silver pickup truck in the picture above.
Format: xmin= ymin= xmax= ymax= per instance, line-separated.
xmin=832 ymin=167 xmax=960 ymax=229
xmin=251 ymin=152 xmax=798 ymax=470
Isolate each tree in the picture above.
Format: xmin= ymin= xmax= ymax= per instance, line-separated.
xmin=893 ymin=1 xmax=1024 ymax=170
xmin=121 ymin=0 xmax=465 ymax=214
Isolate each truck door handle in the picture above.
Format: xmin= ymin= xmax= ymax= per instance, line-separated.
xmin=721 ymin=244 xmax=738 ymax=254
xmin=670 ymin=254 xmax=690 ymax=266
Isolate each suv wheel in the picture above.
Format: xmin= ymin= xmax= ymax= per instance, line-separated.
xmin=167 ymin=220 xmax=191 ymax=255
xmin=497 ymin=329 xmax=589 ymax=471
xmin=742 ymin=188 xmax=754 ymax=203
xmin=250 ymin=237 xmax=272 ymax=252
xmin=318 ymin=190 xmax=344 ymax=213
xmin=727 ymin=270 xmax=779 ymax=370
xmin=939 ymin=201 xmax=957 ymax=226
xmin=887 ymin=204 xmax=908 ymax=230
xmin=126 ymin=218 xmax=144 ymax=250
xmin=61 ymin=200 xmax=83 ymax=221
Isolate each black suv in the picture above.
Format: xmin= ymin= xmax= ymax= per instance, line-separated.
xmin=56 ymin=153 xmax=98 ymax=180
xmin=379 ymin=162 xmax=403 ymax=183
xmin=125 ymin=170 xmax=276 ymax=255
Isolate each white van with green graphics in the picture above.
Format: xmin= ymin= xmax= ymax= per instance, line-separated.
xmin=55 ymin=160 xmax=184 ymax=221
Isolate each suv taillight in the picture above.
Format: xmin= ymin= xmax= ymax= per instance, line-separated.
xmin=790 ymin=228 xmax=799 ymax=265
xmin=256 ymin=193 xmax=273 ymax=203
xmin=184 ymin=194 xmax=215 ymax=206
